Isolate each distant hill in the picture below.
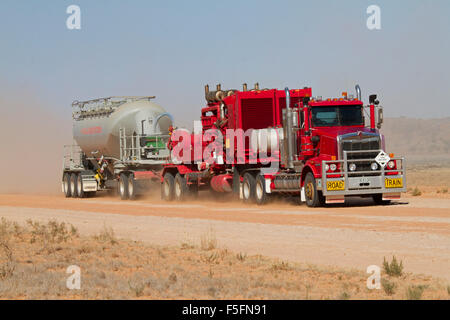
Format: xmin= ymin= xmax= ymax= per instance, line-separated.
xmin=382 ymin=117 xmax=450 ymax=162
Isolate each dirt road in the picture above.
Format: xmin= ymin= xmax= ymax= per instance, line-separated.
xmin=0 ymin=194 xmax=449 ymax=280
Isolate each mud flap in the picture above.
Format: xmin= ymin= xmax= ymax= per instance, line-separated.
xmin=383 ymin=193 xmax=401 ymax=201
xmin=300 ymin=187 xmax=306 ymax=202
xmin=325 ymin=195 xmax=345 ymax=204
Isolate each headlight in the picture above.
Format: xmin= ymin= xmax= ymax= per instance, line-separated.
xmin=329 ymin=164 xmax=337 ymax=171
xmin=349 ymin=163 xmax=356 ymax=171
xmin=387 ymin=160 xmax=395 ymax=169
xmin=325 ymin=164 xmax=330 ymax=171
xmin=370 ymin=162 xmax=378 ymax=171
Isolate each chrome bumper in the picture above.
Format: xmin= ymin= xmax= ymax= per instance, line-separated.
xmin=319 ymin=150 xmax=407 ymax=197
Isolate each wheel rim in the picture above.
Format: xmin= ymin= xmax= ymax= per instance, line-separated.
xmin=175 ymin=180 xmax=181 ymax=198
xmin=256 ymin=181 xmax=263 ymax=200
xmin=70 ymin=177 xmax=75 ymax=194
xmin=164 ymin=180 xmax=170 ymax=197
xmin=305 ymin=182 xmax=314 ymax=201
xmin=128 ymin=179 xmax=133 ymax=197
xmin=77 ymin=176 xmax=82 ymax=195
xmin=64 ymin=176 xmax=69 ymax=193
xmin=243 ymin=181 xmax=250 ymax=199
xmin=119 ymin=179 xmax=125 ymax=196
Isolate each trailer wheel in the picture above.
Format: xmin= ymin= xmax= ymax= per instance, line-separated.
xmin=76 ymin=174 xmax=85 ymax=198
xmin=128 ymin=174 xmax=137 ymax=200
xmin=372 ymin=194 xmax=391 ymax=205
xmin=304 ymin=172 xmax=324 ymax=207
xmin=174 ymin=173 xmax=189 ymax=201
xmin=70 ymin=173 xmax=78 ymax=198
xmin=119 ymin=173 xmax=129 ymax=200
xmin=242 ymin=173 xmax=256 ymax=204
xmin=63 ymin=173 xmax=71 ymax=198
xmin=255 ymin=174 xmax=269 ymax=205
xmin=162 ymin=173 xmax=175 ymax=201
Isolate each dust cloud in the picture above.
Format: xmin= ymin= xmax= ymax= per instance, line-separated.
xmin=0 ymin=87 xmax=72 ymax=194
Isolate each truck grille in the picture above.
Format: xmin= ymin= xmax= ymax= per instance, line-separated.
xmin=339 ymin=133 xmax=381 ymax=175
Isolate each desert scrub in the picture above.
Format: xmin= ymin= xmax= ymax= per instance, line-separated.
xmin=95 ymin=225 xmax=117 ymax=245
xmin=406 ymin=285 xmax=426 ymax=300
xmin=383 ymin=256 xmax=403 ymax=277
xmin=26 ymin=219 xmax=78 ymax=244
xmin=200 ymin=228 xmax=217 ymax=251
xmin=381 ymin=278 xmax=396 ymax=296
xmin=411 ymin=187 xmax=422 ymax=196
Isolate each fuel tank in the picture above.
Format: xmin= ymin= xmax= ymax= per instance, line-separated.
xmin=72 ymin=97 xmax=173 ymax=159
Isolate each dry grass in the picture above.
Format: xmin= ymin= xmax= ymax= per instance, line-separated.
xmin=406 ymin=166 xmax=450 ymax=197
xmin=0 ymin=218 xmax=449 ymax=299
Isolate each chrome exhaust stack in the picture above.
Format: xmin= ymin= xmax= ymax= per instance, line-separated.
xmin=355 ymin=84 xmax=361 ymax=101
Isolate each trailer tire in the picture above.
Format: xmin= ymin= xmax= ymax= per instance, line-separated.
xmin=372 ymin=194 xmax=391 ymax=205
xmin=174 ymin=173 xmax=189 ymax=201
xmin=162 ymin=173 xmax=175 ymax=201
xmin=70 ymin=173 xmax=78 ymax=198
xmin=119 ymin=173 xmax=129 ymax=200
xmin=304 ymin=172 xmax=324 ymax=207
xmin=242 ymin=172 xmax=256 ymax=204
xmin=76 ymin=174 xmax=86 ymax=198
xmin=63 ymin=173 xmax=71 ymax=198
xmin=255 ymin=174 xmax=270 ymax=205
xmin=128 ymin=173 xmax=137 ymax=200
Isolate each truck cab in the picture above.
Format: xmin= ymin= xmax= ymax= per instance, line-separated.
xmin=297 ymin=90 xmax=406 ymax=206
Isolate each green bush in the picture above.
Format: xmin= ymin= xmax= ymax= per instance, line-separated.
xmin=383 ymin=256 xmax=404 ymax=277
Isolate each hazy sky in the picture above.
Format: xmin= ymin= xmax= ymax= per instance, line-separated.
xmin=1 ymin=0 xmax=449 ymax=126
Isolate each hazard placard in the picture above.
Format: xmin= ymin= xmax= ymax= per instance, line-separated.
xmin=375 ymin=151 xmax=390 ymax=168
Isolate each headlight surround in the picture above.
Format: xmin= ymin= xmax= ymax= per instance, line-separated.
xmin=370 ymin=162 xmax=378 ymax=171
xmin=387 ymin=160 xmax=395 ymax=169
xmin=329 ymin=164 xmax=337 ymax=172
xmin=324 ymin=164 xmax=330 ymax=171
xmin=349 ymin=163 xmax=356 ymax=171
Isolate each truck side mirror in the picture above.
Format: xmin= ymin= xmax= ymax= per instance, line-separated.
xmin=376 ymin=106 xmax=383 ymax=129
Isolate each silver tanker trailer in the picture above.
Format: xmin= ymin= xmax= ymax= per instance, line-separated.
xmin=62 ymin=96 xmax=173 ymax=200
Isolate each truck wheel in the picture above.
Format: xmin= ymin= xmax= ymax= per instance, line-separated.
xmin=76 ymin=174 xmax=85 ymax=198
xmin=242 ymin=173 xmax=256 ymax=204
xmin=304 ymin=172 xmax=324 ymax=207
xmin=174 ymin=173 xmax=189 ymax=201
xmin=255 ymin=174 xmax=269 ymax=205
xmin=119 ymin=173 xmax=129 ymax=200
xmin=128 ymin=174 xmax=137 ymax=200
xmin=372 ymin=194 xmax=391 ymax=205
xmin=63 ymin=173 xmax=71 ymax=198
xmin=232 ymin=168 xmax=240 ymax=198
xmin=70 ymin=173 xmax=78 ymax=198
xmin=162 ymin=173 xmax=175 ymax=201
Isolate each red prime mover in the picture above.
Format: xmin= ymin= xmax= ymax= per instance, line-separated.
xmin=161 ymin=83 xmax=406 ymax=207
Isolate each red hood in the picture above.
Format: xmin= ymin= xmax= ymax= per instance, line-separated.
xmin=311 ymin=126 xmax=379 ymax=139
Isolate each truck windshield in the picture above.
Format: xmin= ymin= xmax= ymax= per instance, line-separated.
xmin=311 ymin=105 xmax=363 ymax=127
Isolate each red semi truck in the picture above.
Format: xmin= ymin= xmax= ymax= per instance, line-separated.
xmin=161 ymin=84 xmax=406 ymax=207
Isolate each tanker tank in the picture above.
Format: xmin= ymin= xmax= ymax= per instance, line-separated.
xmin=72 ymin=96 xmax=173 ymax=159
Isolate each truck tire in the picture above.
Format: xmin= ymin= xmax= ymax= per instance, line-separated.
xmin=242 ymin=172 xmax=256 ymax=204
xmin=63 ymin=173 xmax=71 ymax=198
xmin=76 ymin=174 xmax=86 ymax=198
xmin=162 ymin=172 xmax=175 ymax=201
xmin=174 ymin=173 xmax=189 ymax=201
xmin=119 ymin=173 xmax=129 ymax=200
xmin=255 ymin=174 xmax=269 ymax=205
xmin=70 ymin=173 xmax=78 ymax=198
xmin=128 ymin=173 xmax=137 ymax=200
xmin=304 ymin=172 xmax=324 ymax=207
xmin=372 ymin=194 xmax=391 ymax=205
xmin=232 ymin=168 xmax=240 ymax=197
